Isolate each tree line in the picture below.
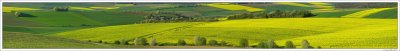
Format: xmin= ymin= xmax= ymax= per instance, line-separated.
xmin=87 ymin=36 xmax=321 ymax=49
xmin=226 ymin=10 xmax=315 ymax=20
xmin=142 ymin=10 xmax=315 ymax=23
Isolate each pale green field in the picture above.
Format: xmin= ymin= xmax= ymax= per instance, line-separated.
xmin=54 ymin=18 xmax=397 ymax=48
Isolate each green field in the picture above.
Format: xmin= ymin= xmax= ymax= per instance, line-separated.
xmin=75 ymin=11 xmax=145 ymax=25
xmin=19 ymin=11 xmax=105 ymax=26
xmin=3 ymin=32 xmax=114 ymax=48
xmin=3 ymin=13 xmax=44 ymax=27
xmin=2 ymin=2 xmax=398 ymax=49
xmin=365 ymin=8 xmax=398 ymax=19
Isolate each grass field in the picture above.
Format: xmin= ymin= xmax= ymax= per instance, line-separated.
xmin=3 ymin=32 xmax=114 ymax=48
xmin=54 ymin=18 xmax=397 ymax=48
xmin=365 ymin=8 xmax=398 ymax=19
xmin=19 ymin=11 xmax=105 ymax=26
xmin=341 ymin=8 xmax=395 ymax=18
xmin=3 ymin=26 xmax=87 ymax=35
xmin=75 ymin=11 xmax=145 ymax=25
xmin=2 ymin=13 xmax=45 ymax=27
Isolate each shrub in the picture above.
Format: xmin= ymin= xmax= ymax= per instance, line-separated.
xmin=114 ymin=40 xmax=121 ymax=44
xmin=14 ymin=12 xmax=35 ymax=17
xmin=208 ymin=40 xmax=218 ymax=46
xmin=149 ymin=38 xmax=157 ymax=46
xmin=219 ymin=41 xmax=228 ymax=46
xmin=267 ymin=39 xmax=279 ymax=48
xmin=53 ymin=7 xmax=69 ymax=11
xmin=285 ymin=41 xmax=295 ymax=48
xmin=120 ymin=40 xmax=129 ymax=45
xmin=158 ymin=42 xmax=177 ymax=46
xmin=98 ymin=40 xmax=103 ymax=43
xmin=317 ymin=46 xmax=322 ymax=49
xmin=177 ymin=39 xmax=186 ymax=46
xmin=302 ymin=40 xmax=313 ymax=49
xmin=239 ymin=39 xmax=249 ymax=47
xmin=134 ymin=38 xmax=148 ymax=46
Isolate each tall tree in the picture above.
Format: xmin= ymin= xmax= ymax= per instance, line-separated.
xmin=239 ymin=38 xmax=249 ymax=47
xmin=285 ymin=41 xmax=295 ymax=48
xmin=177 ymin=39 xmax=186 ymax=46
xmin=267 ymin=39 xmax=279 ymax=48
xmin=302 ymin=40 xmax=312 ymax=49
xmin=149 ymin=38 xmax=157 ymax=46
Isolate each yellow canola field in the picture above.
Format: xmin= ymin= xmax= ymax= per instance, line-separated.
xmin=2 ymin=7 xmax=40 ymax=12
xmin=69 ymin=7 xmax=94 ymax=10
xmin=273 ymin=2 xmax=311 ymax=7
xmin=89 ymin=7 xmax=120 ymax=10
xmin=204 ymin=3 xmax=264 ymax=12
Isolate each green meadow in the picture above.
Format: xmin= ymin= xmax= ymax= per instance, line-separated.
xmin=2 ymin=2 xmax=398 ymax=49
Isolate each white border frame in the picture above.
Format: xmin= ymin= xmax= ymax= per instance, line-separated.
xmin=0 ymin=0 xmax=399 ymax=51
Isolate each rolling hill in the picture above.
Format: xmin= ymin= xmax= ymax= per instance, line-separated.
xmin=18 ymin=11 xmax=105 ymax=26
xmin=53 ymin=18 xmax=397 ymax=48
xmin=3 ymin=32 xmax=114 ymax=48
xmin=53 ymin=22 xmax=202 ymax=42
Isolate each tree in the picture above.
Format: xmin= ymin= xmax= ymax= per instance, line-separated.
xmin=134 ymin=38 xmax=148 ymax=46
xmin=149 ymin=38 xmax=156 ymax=46
xmin=285 ymin=41 xmax=295 ymax=48
xmin=177 ymin=39 xmax=186 ymax=46
xmin=199 ymin=37 xmax=207 ymax=45
xmin=194 ymin=36 xmax=200 ymax=45
xmin=267 ymin=39 xmax=279 ymax=48
xmin=257 ymin=41 xmax=266 ymax=48
xmin=141 ymin=38 xmax=148 ymax=46
xmin=302 ymin=40 xmax=312 ymax=49
xmin=239 ymin=38 xmax=248 ymax=47
xmin=134 ymin=38 xmax=140 ymax=45
xmin=208 ymin=40 xmax=218 ymax=46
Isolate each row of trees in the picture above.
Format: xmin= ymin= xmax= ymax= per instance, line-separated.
xmin=53 ymin=7 xmax=69 ymax=11
xmin=142 ymin=10 xmax=315 ymax=23
xmin=227 ymin=10 xmax=315 ymax=20
xmin=143 ymin=11 xmax=195 ymax=23
xmin=87 ymin=36 xmax=320 ymax=49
